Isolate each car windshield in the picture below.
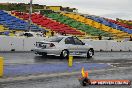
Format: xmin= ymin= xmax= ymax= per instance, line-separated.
xmin=47 ymin=37 xmax=63 ymax=42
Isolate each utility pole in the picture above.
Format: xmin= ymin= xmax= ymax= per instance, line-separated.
xmin=28 ymin=0 xmax=33 ymax=31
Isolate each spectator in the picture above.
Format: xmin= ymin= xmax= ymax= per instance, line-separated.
xmin=51 ymin=31 xmax=54 ymax=36
xmin=108 ymin=37 xmax=112 ymax=40
xmin=12 ymin=31 xmax=16 ymax=34
xmin=98 ymin=34 xmax=102 ymax=40
xmin=129 ymin=36 xmax=132 ymax=41
xmin=61 ymin=31 xmax=66 ymax=36
xmin=56 ymin=31 xmax=61 ymax=35
xmin=42 ymin=30 xmax=46 ymax=37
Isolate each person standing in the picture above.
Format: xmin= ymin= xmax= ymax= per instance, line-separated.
xmin=129 ymin=36 xmax=132 ymax=41
xmin=98 ymin=34 xmax=102 ymax=40
xmin=51 ymin=31 xmax=54 ymax=36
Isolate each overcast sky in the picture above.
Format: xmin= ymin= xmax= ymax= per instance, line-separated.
xmin=0 ymin=0 xmax=132 ymax=20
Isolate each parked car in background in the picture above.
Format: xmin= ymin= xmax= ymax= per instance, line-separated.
xmin=33 ymin=35 xmax=94 ymax=59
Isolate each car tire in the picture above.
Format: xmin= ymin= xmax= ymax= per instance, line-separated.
xmin=41 ymin=53 xmax=47 ymax=57
xmin=87 ymin=49 xmax=94 ymax=58
xmin=60 ymin=50 xmax=69 ymax=59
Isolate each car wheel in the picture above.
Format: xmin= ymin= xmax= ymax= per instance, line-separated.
xmin=87 ymin=49 xmax=94 ymax=58
xmin=60 ymin=50 xmax=69 ymax=59
xmin=41 ymin=53 xmax=47 ymax=57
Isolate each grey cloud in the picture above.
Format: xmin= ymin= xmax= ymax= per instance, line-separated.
xmin=102 ymin=12 xmax=132 ymax=20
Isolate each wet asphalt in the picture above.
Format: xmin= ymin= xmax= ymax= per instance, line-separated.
xmin=1 ymin=51 xmax=132 ymax=65
xmin=0 ymin=52 xmax=132 ymax=88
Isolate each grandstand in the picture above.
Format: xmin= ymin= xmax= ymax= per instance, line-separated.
xmin=60 ymin=12 xmax=132 ymax=37
xmin=11 ymin=11 xmax=85 ymax=35
xmin=42 ymin=12 xmax=112 ymax=37
xmin=108 ymin=19 xmax=131 ymax=29
xmin=0 ymin=10 xmax=46 ymax=36
xmin=0 ymin=3 xmax=132 ymax=39
xmin=116 ymin=18 xmax=132 ymax=26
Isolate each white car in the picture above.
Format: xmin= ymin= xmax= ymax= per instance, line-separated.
xmin=33 ymin=35 xmax=94 ymax=59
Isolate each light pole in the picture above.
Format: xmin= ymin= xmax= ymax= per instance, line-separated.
xmin=28 ymin=0 xmax=33 ymax=31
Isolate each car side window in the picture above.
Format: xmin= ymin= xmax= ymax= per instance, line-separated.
xmin=65 ymin=37 xmax=75 ymax=44
xmin=73 ymin=37 xmax=83 ymax=45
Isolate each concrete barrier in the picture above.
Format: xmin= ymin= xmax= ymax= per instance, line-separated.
xmin=0 ymin=36 xmax=46 ymax=51
xmin=82 ymin=39 xmax=132 ymax=51
xmin=107 ymin=41 xmax=123 ymax=51
xmin=82 ymin=39 xmax=108 ymax=51
xmin=0 ymin=57 xmax=4 ymax=77
xmin=23 ymin=37 xmax=45 ymax=51
xmin=0 ymin=36 xmax=132 ymax=51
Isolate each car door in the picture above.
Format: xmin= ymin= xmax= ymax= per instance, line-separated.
xmin=73 ymin=37 xmax=88 ymax=55
xmin=64 ymin=37 xmax=78 ymax=55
